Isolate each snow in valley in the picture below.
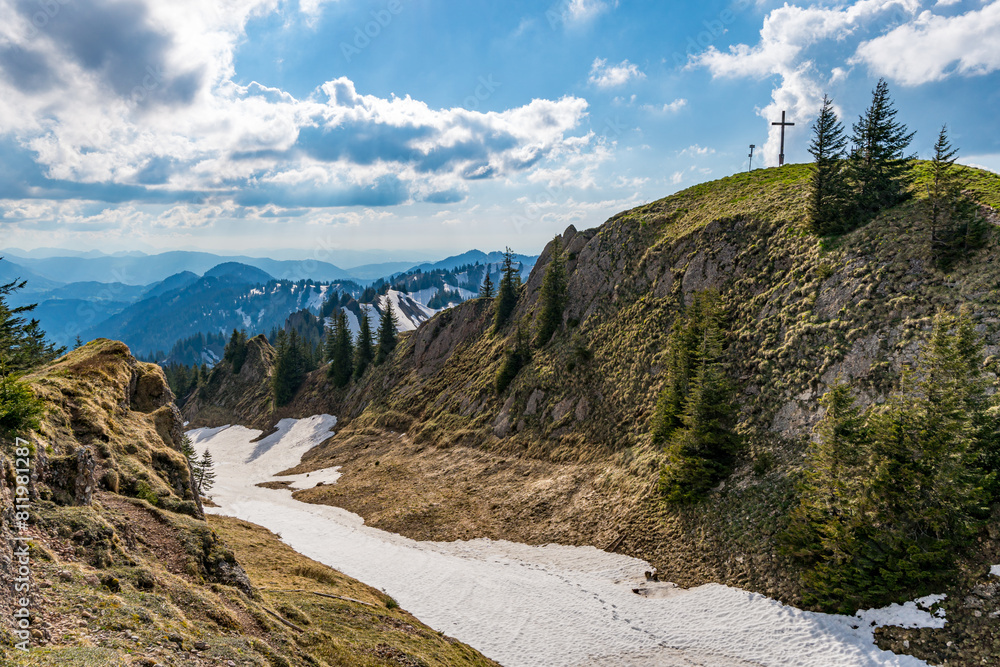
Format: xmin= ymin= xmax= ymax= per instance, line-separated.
xmin=188 ymin=416 xmax=945 ymax=667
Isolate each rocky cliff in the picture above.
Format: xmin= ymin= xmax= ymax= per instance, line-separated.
xmin=183 ymin=334 xmax=276 ymax=430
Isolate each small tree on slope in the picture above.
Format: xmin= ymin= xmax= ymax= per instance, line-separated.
xmin=807 ymin=95 xmax=850 ymax=235
xmin=492 ymin=248 xmax=521 ymax=333
xmin=354 ymin=306 xmax=375 ymax=378
xmin=846 ymin=78 xmax=915 ymax=227
xmin=928 ymin=125 xmax=988 ymax=270
xmin=375 ymin=296 xmax=399 ymax=366
xmin=534 ymin=237 xmax=568 ymax=346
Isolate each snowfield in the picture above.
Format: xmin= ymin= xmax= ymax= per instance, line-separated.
xmin=188 ymin=416 xmax=941 ymax=667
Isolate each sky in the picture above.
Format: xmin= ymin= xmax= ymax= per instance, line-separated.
xmin=0 ymin=0 xmax=998 ymax=262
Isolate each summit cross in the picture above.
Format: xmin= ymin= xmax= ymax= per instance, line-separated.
xmin=771 ymin=110 xmax=795 ymax=166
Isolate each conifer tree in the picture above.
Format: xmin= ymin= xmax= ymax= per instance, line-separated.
xmin=0 ymin=361 xmax=43 ymax=439
xmin=74 ymin=336 xmax=83 ymax=350
xmin=495 ymin=324 xmax=531 ymax=394
xmin=656 ymin=292 xmax=737 ymax=502
xmin=354 ymin=306 xmax=375 ymax=378
xmin=181 ymin=434 xmax=197 ymax=461
xmin=783 ymin=309 xmax=997 ymax=612
xmin=808 ymin=95 xmax=850 ymax=235
xmin=327 ymin=311 xmax=354 ymax=387
xmin=928 ymin=125 xmax=987 ymax=270
xmin=492 ymin=248 xmax=521 ymax=333
xmin=534 ymin=237 xmax=568 ymax=346
xmin=224 ymin=329 xmax=248 ymax=374
xmin=651 ymin=291 xmax=724 ymax=445
xmin=195 ymin=448 xmax=216 ymax=494
xmin=846 ymin=78 xmax=916 ymax=225
xmin=374 ymin=296 xmax=399 ymax=366
xmin=272 ymin=329 xmax=306 ymax=406
xmin=479 ymin=271 xmax=495 ymax=299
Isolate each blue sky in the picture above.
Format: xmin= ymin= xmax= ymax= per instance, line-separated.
xmin=0 ymin=0 xmax=998 ymax=263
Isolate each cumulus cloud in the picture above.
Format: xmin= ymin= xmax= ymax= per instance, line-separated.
xmin=588 ymin=58 xmax=645 ymax=88
xmin=852 ymin=3 xmax=1000 ymax=85
xmin=690 ymin=0 xmax=922 ymax=166
xmin=0 ymin=0 xmax=595 ymax=211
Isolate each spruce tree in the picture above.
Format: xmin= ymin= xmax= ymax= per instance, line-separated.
xmin=180 ymin=434 xmax=197 ymax=461
xmin=534 ymin=237 xmax=568 ymax=346
xmin=195 ymin=449 xmax=216 ymax=494
xmin=224 ymin=329 xmax=248 ymax=374
xmin=327 ymin=311 xmax=354 ymax=387
xmin=479 ymin=271 xmax=495 ymax=299
xmin=846 ymin=78 xmax=916 ymax=225
xmin=782 ymin=381 xmax=868 ymax=607
xmin=492 ymin=248 xmax=521 ymax=333
xmin=783 ymin=309 xmax=997 ymax=611
xmin=495 ymin=324 xmax=531 ymax=394
xmin=272 ymin=329 xmax=306 ymax=406
xmin=0 ymin=363 xmax=43 ymax=440
xmin=928 ymin=125 xmax=987 ymax=270
xmin=651 ymin=291 xmax=724 ymax=445
xmin=374 ymin=296 xmax=399 ymax=366
xmin=74 ymin=336 xmax=83 ymax=349
xmin=658 ymin=295 xmax=737 ymax=503
xmin=808 ymin=95 xmax=850 ymax=235
xmin=354 ymin=306 xmax=375 ymax=378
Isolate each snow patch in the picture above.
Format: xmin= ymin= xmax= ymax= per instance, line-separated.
xmin=991 ymin=564 xmax=1000 ymax=577
xmin=188 ymin=417 xmax=937 ymax=667
xmin=235 ymin=307 xmax=252 ymax=329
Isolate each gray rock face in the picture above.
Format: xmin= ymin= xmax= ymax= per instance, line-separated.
xmin=183 ymin=335 xmax=276 ymax=430
xmin=73 ymin=447 xmax=96 ymax=506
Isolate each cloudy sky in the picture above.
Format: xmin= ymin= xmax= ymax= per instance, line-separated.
xmin=0 ymin=0 xmax=998 ymax=262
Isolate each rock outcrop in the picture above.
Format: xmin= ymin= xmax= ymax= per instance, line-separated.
xmin=183 ymin=334 xmax=276 ymax=429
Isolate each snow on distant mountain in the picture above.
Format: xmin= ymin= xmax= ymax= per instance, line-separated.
xmin=79 ymin=267 xmax=358 ymax=358
xmin=378 ymin=290 xmax=437 ymax=332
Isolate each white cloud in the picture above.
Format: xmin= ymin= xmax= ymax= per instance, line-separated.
xmin=690 ymin=0 xmax=922 ymax=166
xmin=588 ymin=58 xmax=646 ymax=88
xmin=562 ymin=0 xmax=616 ymax=24
xmin=680 ymin=144 xmax=715 ymax=157
xmin=852 ymin=4 xmax=1000 ymax=85
xmin=642 ymin=98 xmax=688 ymax=114
xmin=0 ymin=0 xmax=596 ymax=210
xmin=299 ymin=0 xmax=339 ymax=24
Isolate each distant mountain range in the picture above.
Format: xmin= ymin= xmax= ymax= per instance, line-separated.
xmin=1 ymin=248 xmax=538 ymax=356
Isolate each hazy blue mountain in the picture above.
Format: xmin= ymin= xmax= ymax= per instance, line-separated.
xmin=410 ymin=250 xmax=538 ymax=276
xmin=203 ymin=262 xmax=275 ymax=284
xmin=29 ymin=299 xmax=136 ymax=347
xmin=140 ymin=271 xmax=200 ymax=299
xmin=3 ymin=250 xmax=352 ymax=285
xmin=79 ymin=267 xmax=356 ymax=357
xmin=0 ymin=257 xmax=64 ymax=294
xmin=344 ymin=261 xmax=419 ymax=282
xmin=40 ymin=281 xmax=148 ymax=303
